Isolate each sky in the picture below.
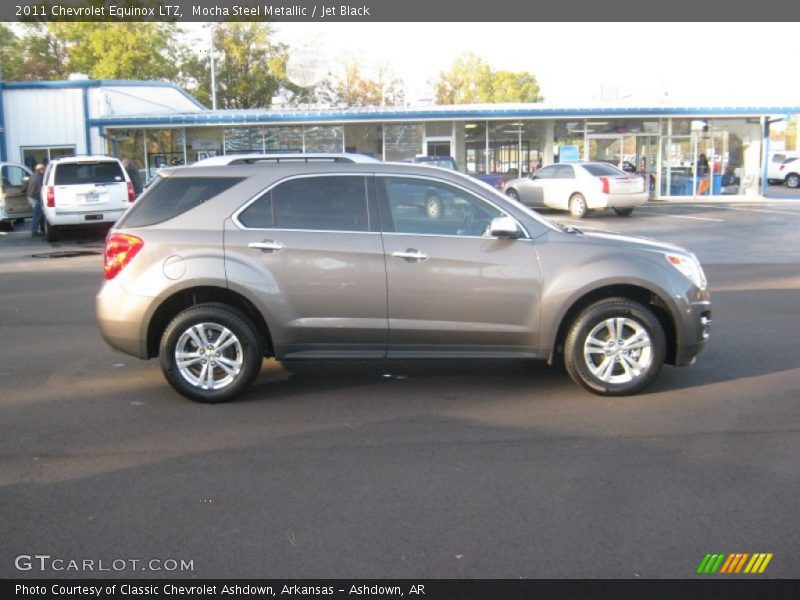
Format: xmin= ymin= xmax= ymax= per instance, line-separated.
xmin=260 ymin=22 xmax=800 ymax=109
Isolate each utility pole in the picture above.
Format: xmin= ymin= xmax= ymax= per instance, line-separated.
xmin=210 ymin=23 xmax=217 ymax=110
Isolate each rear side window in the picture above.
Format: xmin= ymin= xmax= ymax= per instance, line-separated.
xmin=54 ymin=161 xmax=125 ymax=185
xmin=119 ymin=176 xmax=244 ymax=228
xmin=238 ymin=176 xmax=369 ymax=232
xmin=583 ymin=163 xmax=627 ymax=177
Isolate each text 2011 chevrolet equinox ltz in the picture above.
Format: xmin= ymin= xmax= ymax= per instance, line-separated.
xmin=96 ymin=159 xmax=711 ymax=402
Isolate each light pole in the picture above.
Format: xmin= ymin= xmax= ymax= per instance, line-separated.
xmin=209 ymin=23 xmax=217 ymax=110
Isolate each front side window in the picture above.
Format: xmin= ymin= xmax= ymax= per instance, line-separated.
xmin=534 ymin=166 xmax=557 ymax=179
xmin=379 ymin=177 xmax=503 ymax=237
xmin=1 ymin=165 xmax=28 ymax=187
xmin=238 ymin=176 xmax=369 ymax=232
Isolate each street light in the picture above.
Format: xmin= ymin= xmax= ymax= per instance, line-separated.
xmin=209 ymin=23 xmax=217 ymax=110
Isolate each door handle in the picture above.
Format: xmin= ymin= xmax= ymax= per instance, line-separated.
xmin=391 ymin=249 xmax=428 ymax=262
xmin=248 ymin=240 xmax=284 ymax=252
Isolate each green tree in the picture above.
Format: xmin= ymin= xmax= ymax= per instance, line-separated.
xmin=0 ymin=24 xmax=22 ymax=80
xmin=434 ymin=52 xmax=543 ymax=104
xmin=49 ymin=22 xmax=182 ymax=81
xmin=184 ymin=23 xmax=288 ymax=110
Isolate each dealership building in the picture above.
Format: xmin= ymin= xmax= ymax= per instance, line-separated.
xmin=1 ymin=78 xmax=797 ymax=198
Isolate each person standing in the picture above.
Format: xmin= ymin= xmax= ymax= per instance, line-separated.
xmin=22 ymin=163 xmax=45 ymax=237
xmin=121 ymin=158 xmax=143 ymax=197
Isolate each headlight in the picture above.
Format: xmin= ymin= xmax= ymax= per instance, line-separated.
xmin=665 ymin=253 xmax=707 ymax=290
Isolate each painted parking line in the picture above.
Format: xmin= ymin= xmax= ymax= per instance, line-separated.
xmin=692 ymin=204 xmax=800 ymax=216
xmin=662 ymin=214 xmax=725 ymax=222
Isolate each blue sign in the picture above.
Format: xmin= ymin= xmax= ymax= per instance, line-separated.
xmin=559 ymin=145 xmax=580 ymax=163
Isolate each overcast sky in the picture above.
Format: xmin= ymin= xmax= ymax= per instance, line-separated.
xmin=182 ymin=22 xmax=799 ymax=112
xmin=269 ymin=22 xmax=799 ymax=107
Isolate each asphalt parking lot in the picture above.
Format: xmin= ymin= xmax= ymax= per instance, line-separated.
xmin=1 ymin=201 xmax=799 ymax=579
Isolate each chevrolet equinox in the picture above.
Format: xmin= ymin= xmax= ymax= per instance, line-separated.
xmin=96 ymin=160 xmax=711 ymax=402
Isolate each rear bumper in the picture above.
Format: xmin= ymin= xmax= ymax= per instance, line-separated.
xmin=47 ymin=208 xmax=126 ymax=226
xmin=96 ymin=278 xmax=151 ymax=359
xmin=603 ymin=192 xmax=649 ymax=209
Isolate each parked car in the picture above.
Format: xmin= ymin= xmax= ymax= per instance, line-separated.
xmin=0 ymin=162 xmax=33 ymax=230
xmin=402 ymin=155 xmax=510 ymax=191
xmin=96 ymin=158 xmax=711 ymax=403
xmin=778 ymin=157 xmax=800 ymax=189
xmin=768 ymin=152 xmax=799 ymax=184
xmin=504 ymin=161 xmax=647 ymax=218
xmin=41 ymin=156 xmax=135 ymax=241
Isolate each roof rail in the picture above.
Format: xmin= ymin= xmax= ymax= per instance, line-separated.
xmin=191 ymin=152 xmax=381 ymax=167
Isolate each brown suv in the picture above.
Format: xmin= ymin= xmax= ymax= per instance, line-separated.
xmin=96 ymin=159 xmax=711 ymax=402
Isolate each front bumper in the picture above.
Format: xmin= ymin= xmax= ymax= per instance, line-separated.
xmin=672 ymin=295 xmax=712 ymax=367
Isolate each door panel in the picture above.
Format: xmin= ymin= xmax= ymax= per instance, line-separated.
xmin=377 ymin=176 xmax=542 ymax=355
xmin=224 ymin=175 xmax=388 ymax=358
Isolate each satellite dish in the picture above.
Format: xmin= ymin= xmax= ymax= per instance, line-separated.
xmin=286 ymin=47 xmax=328 ymax=88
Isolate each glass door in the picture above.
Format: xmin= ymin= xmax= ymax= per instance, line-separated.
xmin=587 ymin=135 xmax=623 ymax=167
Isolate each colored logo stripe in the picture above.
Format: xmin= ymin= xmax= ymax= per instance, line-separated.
xmin=697 ymin=553 xmax=773 ymax=574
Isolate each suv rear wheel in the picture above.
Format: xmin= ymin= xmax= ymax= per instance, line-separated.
xmin=43 ymin=218 xmax=60 ymax=242
xmin=159 ymin=303 xmax=262 ymax=403
xmin=564 ymin=298 xmax=666 ymax=396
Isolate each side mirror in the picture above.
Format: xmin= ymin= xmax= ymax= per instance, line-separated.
xmin=490 ymin=216 xmax=522 ymax=239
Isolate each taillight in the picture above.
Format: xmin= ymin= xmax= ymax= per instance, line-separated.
xmin=780 ymin=164 xmax=786 ymax=172
xmin=46 ymin=186 xmax=55 ymax=208
xmin=104 ymin=233 xmax=143 ymax=280
xmin=599 ymin=176 xmax=610 ymax=194
xmin=499 ymin=179 xmax=507 ymax=190
xmin=127 ymin=182 xmax=135 ymax=202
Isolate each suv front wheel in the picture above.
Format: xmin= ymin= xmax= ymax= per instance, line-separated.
xmin=564 ymin=298 xmax=666 ymax=396
xmin=159 ymin=303 xmax=262 ymax=403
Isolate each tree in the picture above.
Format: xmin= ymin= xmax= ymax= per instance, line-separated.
xmin=49 ymin=22 xmax=182 ymax=81
xmin=312 ymin=57 xmax=404 ymax=107
xmin=183 ymin=23 xmax=288 ymax=110
xmin=434 ymin=52 xmax=543 ymax=104
xmin=0 ymin=24 xmax=69 ymax=81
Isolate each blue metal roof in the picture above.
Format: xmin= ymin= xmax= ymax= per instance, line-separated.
xmin=87 ymin=102 xmax=799 ymax=129
xmin=2 ymin=79 xmax=207 ymax=110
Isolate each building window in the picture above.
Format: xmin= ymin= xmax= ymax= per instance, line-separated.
xmin=20 ymin=146 xmax=75 ymax=170
xmin=344 ymin=123 xmax=383 ymax=158
xmin=384 ymin=123 xmax=423 ymax=162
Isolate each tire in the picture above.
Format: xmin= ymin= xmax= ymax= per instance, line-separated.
xmin=425 ymin=194 xmax=443 ymax=219
xmin=564 ymin=298 xmax=666 ymax=396
xmin=43 ymin=218 xmax=60 ymax=242
xmin=0 ymin=221 xmax=12 ymax=232
xmin=568 ymin=193 xmax=588 ymax=218
xmin=159 ymin=303 xmax=263 ymax=403
xmin=613 ymin=207 xmax=634 ymax=217
xmin=785 ymin=173 xmax=800 ymax=189
xmin=506 ymin=188 xmax=520 ymax=202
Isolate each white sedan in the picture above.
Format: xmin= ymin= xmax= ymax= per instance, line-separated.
xmin=504 ymin=162 xmax=647 ymax=218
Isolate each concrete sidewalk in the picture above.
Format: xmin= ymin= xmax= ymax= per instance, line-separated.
xmin=652 ymin=194 xmax=800 ymax=204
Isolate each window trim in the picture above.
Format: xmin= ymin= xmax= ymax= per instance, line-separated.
xmin=232 ymin=173 xmax=376 ymax=234
xmin=232 ymin=172 xmax=531 ymax=240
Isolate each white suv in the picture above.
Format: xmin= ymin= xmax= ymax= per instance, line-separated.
xmin=42 ymin=155 xmax=134 ymax=241
xmin=777 ymin=157 xmax=800 ymax=189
